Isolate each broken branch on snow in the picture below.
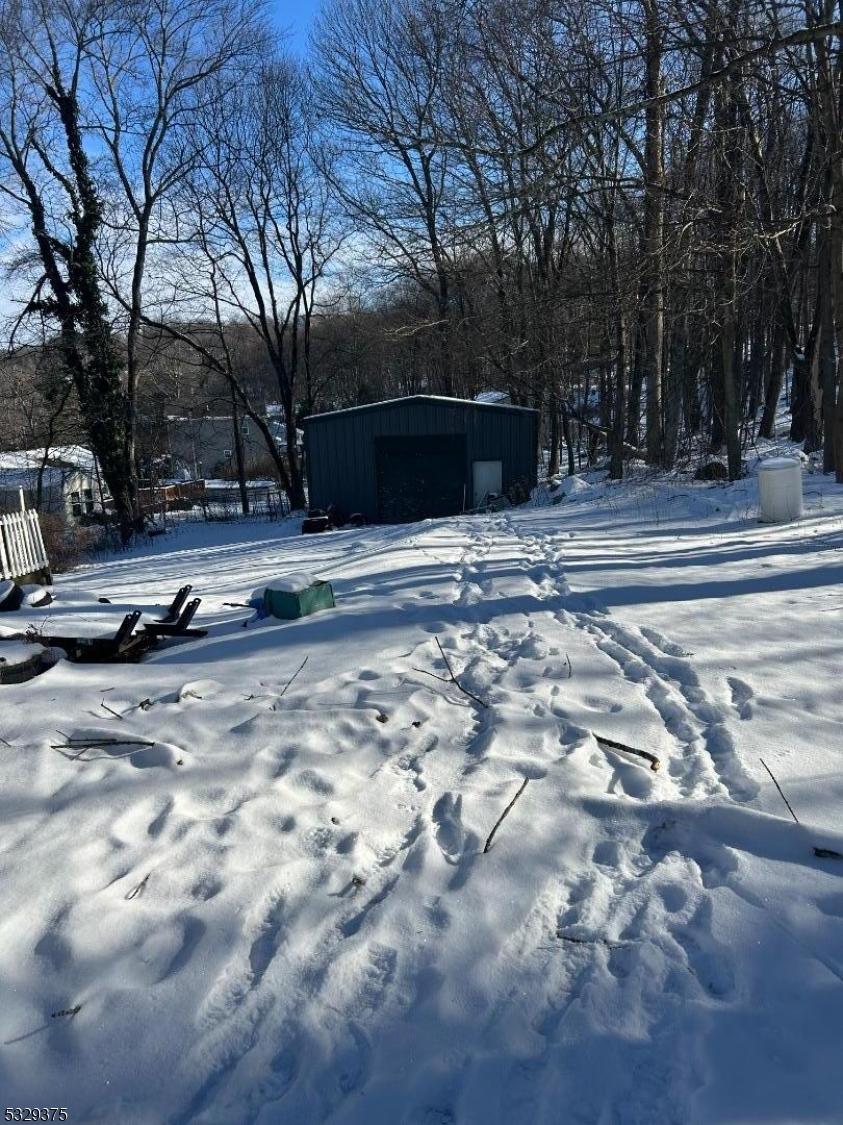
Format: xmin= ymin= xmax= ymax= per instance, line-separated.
xmin=556 ymin=932 xmax=632 ymax=948
xmin=593 ymin=732 xmax=661 ymax=772
xmin=483 ymin=777 xmax=530 ymax=853
xmin=413 ymin=637 xmax=489 ymax=709
xmin=759 ymin=758 xmax=843 ymax=860
xmin=276 ymin=655 xmax=309 ymax=701
xmin=759 ymin=758 xmax=799 ymax=824
xmin=50 ymin=735 xmax=156 ymax=762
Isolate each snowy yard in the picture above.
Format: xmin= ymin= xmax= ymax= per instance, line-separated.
xmin=2 ymin=469 xmax=843 ymax=1123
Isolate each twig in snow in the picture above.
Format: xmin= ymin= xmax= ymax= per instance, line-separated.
xmin=53 ymin=737 xmax=154 ymax=747
xmin=276 ymin=655 xmax=309 ymax=701
xmin=100 ymin=700 xmax=123 ymax=720
xmin=483 ymin=778 xmax=530 ymax=853
xmin=759 ymin=758 xmax=799 ymax=824
xmin=413 ymin=638 xmax=489 ymax=709
xmin=759 ymin=760 xmax=843 ymax=859
xmin=556 ymin=932 xmax=631 ymax=948
xmin=565 ymin=654 xmax=573 ymax=679
xmin=435 ymin=637 xmax=489 ymax=707
xmin=50 ymin=735 xmax=156 ymax=762
xmin=593 ymin=733 xmax=661 ymax=772
xmin=78 ymin=744 xmax=160 ymax=762
xmin=51 ymin=1005 xmax=81 ymax=1020
xmin=125 ymin=872 xmax=151 ymax=900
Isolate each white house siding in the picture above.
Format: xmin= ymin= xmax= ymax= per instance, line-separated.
xmin=0 ymin=448 xmax=107 ymax=521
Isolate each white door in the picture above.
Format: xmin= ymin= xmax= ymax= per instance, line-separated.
xmin=473 ymin=460 xmax=502 ymax=507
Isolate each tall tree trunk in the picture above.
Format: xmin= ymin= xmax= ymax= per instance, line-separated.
xmin=609 ymin=314 xmax=628 ymax=480
xmin=720 ymin=295 xmax=742 ymax=479
xmin=759 ymin=320 xmax=786 ymax=439
xmin=231 ymin=385 xmax=250 ymax=515
xmin=548 ymin=394 xmax=561 ymax=477
xmin=625 ymin=304 xmax=645 ymax=447
xmin=643 ymin=0 xmax=665 ymax=465
xmin=561 ymin=406 xmax=576 ymax=476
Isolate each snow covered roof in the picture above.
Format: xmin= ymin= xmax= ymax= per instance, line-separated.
xmin=0 ymin=445 xmax=96 ymax=474
xmin=474 ymin=390 xmax=511 ymax=404
xmin=267 ymin=419 xmax=304 ymax=445
xmin=303 ymin=394 xmax=537 ymax=422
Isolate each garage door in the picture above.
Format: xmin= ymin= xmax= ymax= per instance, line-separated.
xmin=375 ymin=434 xmax=467 ymax=523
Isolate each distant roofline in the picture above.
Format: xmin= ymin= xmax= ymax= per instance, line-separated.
xmin=0 ymin=444 xmax=95 ymax=472
xmin=303 ymin=394 xmax=538 ymax=423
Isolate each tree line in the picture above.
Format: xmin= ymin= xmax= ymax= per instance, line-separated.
xmin=1 ymin=0 xmax=841 ymax=537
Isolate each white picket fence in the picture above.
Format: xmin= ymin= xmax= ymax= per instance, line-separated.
xmin=0 ymin=510 xmax=50 ymax=581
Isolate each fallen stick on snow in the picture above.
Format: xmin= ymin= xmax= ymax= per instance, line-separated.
xmin=70 ymin=744 xmax=164 ymax=763
xmin=556 ymin=932 xmax=631 ymax=949
xmin=50 ymin=735 xmax=157 ymax=763
xmin=412 ymin=638 xmax=489 ymax=709
xmin=759 ymin=758 xmax=799 ymax=823
xmin=483 ymin=777 xmax=530 ymax=853
xmin=758 ymin=758 xmax=843 ymax=860
xmin=53 ymin=737 xmax=154 ymax=747
xmin=593 ymin=733 xmax=661 ymax=772
xmin=125 ymin=872 xmax=151 ymax=901
xmin=276 ymin=655 xmax=309 ymax=701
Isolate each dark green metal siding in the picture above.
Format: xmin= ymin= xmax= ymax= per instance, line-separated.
xmin=303 ymin=397 xmax=538 ymax=523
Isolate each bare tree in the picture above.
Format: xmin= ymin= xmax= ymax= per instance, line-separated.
xmin=90 ymin=0 xmax=263 ymax=476
xmin=143 ymin=55 xmax=343 ymax=508
xmin=315 ymin=0 xmax=459 ymax=394
xmin=0 ymin=0 xmax=141 ymax=538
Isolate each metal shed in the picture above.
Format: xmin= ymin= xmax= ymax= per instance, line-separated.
xmin=303 ymin=396 xmax=539 ymax=523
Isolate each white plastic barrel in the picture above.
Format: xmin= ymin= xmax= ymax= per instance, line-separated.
xmin=757 ymin=458 xmax=803 ymax=523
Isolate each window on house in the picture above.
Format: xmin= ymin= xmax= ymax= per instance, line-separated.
xmin=70 ymin=487 xmax=95 ymax=517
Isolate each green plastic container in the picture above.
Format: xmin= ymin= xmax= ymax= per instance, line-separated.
xmin=264 ymin=580 xmax=335 ymax=620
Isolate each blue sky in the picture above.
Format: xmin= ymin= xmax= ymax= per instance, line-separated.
xmin=273 ymin=0 xmax=321 ymax=53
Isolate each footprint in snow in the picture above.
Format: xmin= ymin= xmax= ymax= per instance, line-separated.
xmin=294 ymin=768 xmax=334 ymax=796
xmin=432 ymin=793 xmax=464 ymax=861
xmin=727 ymin=676 xmax=754 ymax=720
xmin=639 ymin=627 xmax=690 ymax=658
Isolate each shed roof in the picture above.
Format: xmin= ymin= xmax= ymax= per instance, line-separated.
xmin=303 ymin=394 xmax=538 ymax=424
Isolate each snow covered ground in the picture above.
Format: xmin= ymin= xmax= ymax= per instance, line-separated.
xmin=1 ymin=462 xmax=843 ymax=1124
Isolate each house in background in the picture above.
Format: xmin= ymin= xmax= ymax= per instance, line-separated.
xmin=166 ymin=410 xmax=303 ymax=481
xmin=0 ymin=446 xmax=109 ymax=520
